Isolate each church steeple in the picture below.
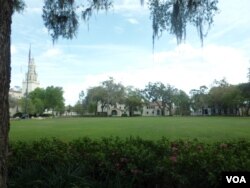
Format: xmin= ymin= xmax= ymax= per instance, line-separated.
xmin=28 ymin=44 xmax=31 ymax=64
xmin=22 ymin=46 xmax=40 ymax=96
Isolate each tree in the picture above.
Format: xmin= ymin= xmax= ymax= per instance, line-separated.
xmin=1 ymin=0 xmax=219 ymax=186
xmin=189 ymin=85 xmax=209 ymax=114
xmin=20 ymin=97 xmax=36 ymax=115
xmin=238 ymin=82 xmax=250 ymax=116
xmin=44 ymin=86 xmax=65 ymax=115
xmin=85 ymin=86 xmax=108 ymax=115
xmin=85 ymin=78 xmax=126 ymax=115
xmin=208 ymin=79 xmax=242 ymax=115
xmin=74 ymin=91 xmax=86 ymax=116
xmin=124 ymin=87 xmax=144 ymax=116
xmin=174 ymin=90 xmax=190 ymax=115
xmin=28 ymin=88 xmax=46 ymax=115
xmin=148 ymin=0 xmax=219 ymax=47
xmin=144 ymin=82 xmax=177 ymax=116
xmin=101 ymin=77 xmax=126 ymax=107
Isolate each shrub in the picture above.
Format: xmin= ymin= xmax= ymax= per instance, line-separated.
xmin=8 ymin=138 xmax=250 ymax=188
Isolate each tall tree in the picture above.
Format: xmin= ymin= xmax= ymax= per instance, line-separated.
xmin=20 ymin=97 xmax=36 ymax=115
xmin=101 ymin=77 xmax=126 ymax=107
xmin=144 ymin=82 xmax=177 ymax=116
xmin=189 ymin=85 xmax=208 ymax=114
xmin=44 ymin=86 xmax=65 ymax=115
xmin=0 ymin=1 xmax=13 ymax=187
xmin=74 ymin=90 xmax=86 ymax=116
xmin=124 ymin=87 xmax=144 ymax=116
xmin=207 ymin=79 xmax=243 ymax=115
xmin=85 ymin=78 xmax=126 ymax=115
xmin=85 ymin=86 xmax=108 ymax=115
xmin=174 ymin=89 xmax=190 ymax=115
xmin=28 ymin=88 xmax=46 ymax=115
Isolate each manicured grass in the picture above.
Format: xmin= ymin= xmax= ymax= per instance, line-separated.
xmin=10 ymin=116 xmax=250 ymax=142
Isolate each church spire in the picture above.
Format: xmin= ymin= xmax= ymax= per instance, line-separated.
xmin=22 ymin=45 xmax=40 ymax=96
xmin=28 ymin=44 xmax=31 ymax=64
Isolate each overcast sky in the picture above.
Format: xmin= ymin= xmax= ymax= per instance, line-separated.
xmin=11 ymin=0 xmax=250 ymax=105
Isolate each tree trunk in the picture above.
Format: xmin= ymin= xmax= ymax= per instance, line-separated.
xmin=0 ymin=1 xmax=12 ymax=187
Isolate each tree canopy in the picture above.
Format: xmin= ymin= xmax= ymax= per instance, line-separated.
xmin=40 ymin=0 xmax=219 ymax=45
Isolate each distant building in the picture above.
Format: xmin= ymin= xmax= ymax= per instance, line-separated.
xmin=97 ymin=102 xmax=128 ymax=116
xmin=22 ymin=47 xmax=40 ymax=96
xmin=142 ymin=102 xmax=170 ymax=116
xmin=9 ymin=86 xmax=22 ymax=117
xmin=9 ymin=86 xmax=22 ymax=100
xmin=9 ymin=47 xmax=40 ymax=117
xmin=96 ymin=101 xmax=171 ymax=117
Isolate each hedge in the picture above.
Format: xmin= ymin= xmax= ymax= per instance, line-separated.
xmin=8 ymin=137 xmax=250 ymax=188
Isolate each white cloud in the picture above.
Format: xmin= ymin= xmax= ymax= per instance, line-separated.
xmin=127 ymin=18 xmax=139 ymax=24
xmin=63 ymin=43 xmax=249 ymax=104
xmin=41 ymin=48 xmax=62 ymax=58
xmin=113 ymin=0 xmax=149 ymax=16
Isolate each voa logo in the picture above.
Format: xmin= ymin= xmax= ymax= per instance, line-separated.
xmin=226 ymin=176 xmax=246 ymax=184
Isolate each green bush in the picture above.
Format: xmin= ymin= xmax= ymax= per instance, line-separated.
xmin=8 ymin=137 xmax=250 ymax=188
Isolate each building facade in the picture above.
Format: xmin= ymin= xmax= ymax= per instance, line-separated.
xmin=96 ymin=101 xmax=170 ymax=117
xmin=22 ymin=48 xmax=40 ymax=96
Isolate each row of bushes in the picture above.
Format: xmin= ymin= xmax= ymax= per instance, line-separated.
xmin=8 ymin=137 xmax=250 ymax=188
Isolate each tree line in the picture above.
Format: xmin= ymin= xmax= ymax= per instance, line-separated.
xmin=71 ymin=78 xmax=250 ymax=116
xmin=10 ymin=86 xmax=65 ymax=117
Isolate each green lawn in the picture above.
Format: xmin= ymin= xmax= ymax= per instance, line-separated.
xmin=10 ymin=116 xmax=250 ymax=142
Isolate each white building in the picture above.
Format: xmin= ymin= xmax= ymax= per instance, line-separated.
xmin=9 ymin=47 xmax=40 ymax=117
xmin=9 ymin=86 xmax=22 ymax=117
xmin=142 ymin=102 xmax=170 ymax=116
xmin=9 ymin=86 xmax=22 ymax=100
xmin=96 ymin=101 xmax=170 ymax=117
xmin=22 ymin=48 xmax=40 ymax=96
xmin=97 ymin=102 xmax=128 ymax=116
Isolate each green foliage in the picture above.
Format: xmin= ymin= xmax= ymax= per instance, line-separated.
xmin=45 ymin=86 xmax=65 ymax=113
xmin=42 ymin=0 xmax=79 ymax=42
xmin=190 ymin=85 xmax=209 ymax=112
xmin=41 ymin=0 xmax=219 ymax=46
xmin=238 ymin=82 xmax=250 ymax=115
xmin=143 ymin=82 xmax=177 ymax=115
xmin=174 ymin=90 xmax=190 ymax=115
xmin=21 ymin=86 xmax=65 ymax=115
xmin=85 ymin=78 xmax=126 ymax=114
xmin=124 ymin=87 xmax=144 ymax=116
xmin=189 ymin=80 xmax=250 ymax=116
xmin=13 ymin=0 xmax=25 ymax=13
xmin=42 ymin=0 xmax=112 ymax=42
xmin=20 ymin=97 xmax=36 ymax=115
xmin=8 ymin=138 xmax=250 ymax=188
xmin=29 ymin=88 xmax=46 ymax=114
xmin=148 ymin=0 xmax=219 ymax=46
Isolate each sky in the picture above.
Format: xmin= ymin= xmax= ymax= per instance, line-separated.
xmin=11 ymin=0 xmax=250 ymax=105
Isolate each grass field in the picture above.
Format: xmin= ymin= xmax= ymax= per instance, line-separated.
xmin=10 ymin=116 xmax=250 ymax=142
